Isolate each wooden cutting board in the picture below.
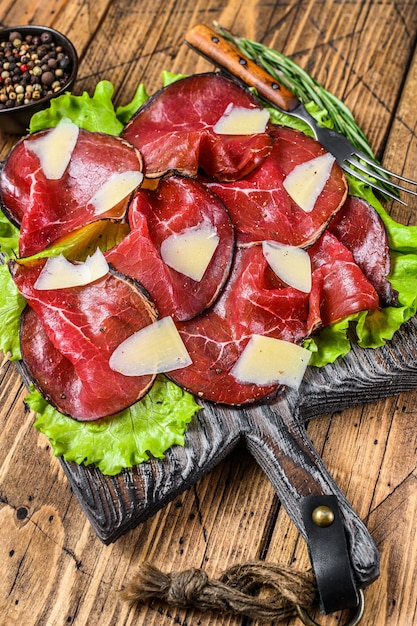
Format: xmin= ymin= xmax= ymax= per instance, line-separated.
xmin=52 ymin=312 xmax=417 ymax=590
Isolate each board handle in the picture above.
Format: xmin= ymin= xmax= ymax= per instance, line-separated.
xmin=184 ymin=24 xmax=299 ymax=112
xmin=243 ymin=392 xmax=379 ymax=609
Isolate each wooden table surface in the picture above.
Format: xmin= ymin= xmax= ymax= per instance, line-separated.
xmin=1 ymin=1 xmax=417 ymax=625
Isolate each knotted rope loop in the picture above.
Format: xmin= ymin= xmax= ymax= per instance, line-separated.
xmin=120 ymin=560 xmax=317 ymax=623
xmin=167 ymin=567 xmax=209 ymax=605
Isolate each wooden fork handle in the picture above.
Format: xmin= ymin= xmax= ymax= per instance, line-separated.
xmin=184 ymin=24 xmax=299 ymax=112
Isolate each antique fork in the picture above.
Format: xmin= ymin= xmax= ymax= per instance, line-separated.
xmin=185 ymin=24 xmax=417 ymax=205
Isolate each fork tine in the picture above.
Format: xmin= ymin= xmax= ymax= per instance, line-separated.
xmin=351 ymin=150 xmax=417 ymax=186
xmin=346 ymin=156 xmax=417 ymax=198
xmin=342 ymin=162 xmax=408 ymax=205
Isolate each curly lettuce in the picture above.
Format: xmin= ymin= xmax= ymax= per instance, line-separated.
xmin=29 ymin=80 xmax=128 ymax=135
xmin=27 ymin=377 xmax=200 ymax=476
xmin=0 ymin=264 xmax=26 ymax=360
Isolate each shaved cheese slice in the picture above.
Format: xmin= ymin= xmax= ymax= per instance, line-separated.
xmin=231 ymin=335 xmax=311 ymax=389
xmin=109 ymin=316 xmax=192 ymax=376
xmin=160 ymin=223 xmax=220 ymax=281
xmin=89 ymin=170 xmax=144 ymax=216
xmin=283 ymin=153 xmax=335 ymax=213
xmin=213 ymin=103 xmax=270 ymax=135
xmin=34 ymin=248 xmax=109 ymax=290
xmin=26 ymin=117 xmax=79 ymax=180
xmin=262 ymin=241 xmax=312 ymax=293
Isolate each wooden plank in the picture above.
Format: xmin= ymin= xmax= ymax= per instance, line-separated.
xmin=1 ymin=0 xmax=417 ymax=624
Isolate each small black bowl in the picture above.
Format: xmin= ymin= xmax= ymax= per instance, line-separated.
xmin=0 ymin=25 xmax=78 ymax=134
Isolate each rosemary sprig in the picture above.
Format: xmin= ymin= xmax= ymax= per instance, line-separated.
xmin=214 ymin=24 xmax=395 ymax=196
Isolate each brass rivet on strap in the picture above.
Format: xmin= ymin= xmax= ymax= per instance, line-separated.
xmin=296 ymin=589 xmax=365 ymax=626
xmin=311 ymin=505 xmax=335 ymax=527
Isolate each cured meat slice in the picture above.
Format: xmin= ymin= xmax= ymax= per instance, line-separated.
xmin=328 ymin=195 xmax=397 ymax=306
xmin=0 ymin=129 xmax=143 ymax=257
xmin=307 ymin=231 xmax=380 ymax=331
xmin=106 ymin=175 xmax=234 ymax=321
xmin=10 ymin=259 xmax=158 ymax=420
xmin=168 ymin=246 xmax=310 ymax=405
xmin=121 ymin=73 xmax=273 ymax=181
xmin=205 ymin=126 xmax=347 ymax=247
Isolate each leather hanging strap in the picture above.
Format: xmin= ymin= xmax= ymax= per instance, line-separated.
xmin=300 ymin=495 xmax=360 ymax=615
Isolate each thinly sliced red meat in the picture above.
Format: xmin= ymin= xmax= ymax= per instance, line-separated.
xmin=121 ymin=73 xmax=273 ymax=181
xmin=106 ymin=175 xmax=234 ymax=321
xmin=328 ymin=195 xmax=397 ymax=306
xmin=168 ymin=246 xmax=310 ymax=405
xmin=205 ymin=126 xmax=347 ymax=247
xmin=0 ymin=129 xmax=143 ymax=257
xmin=307 ymin=231 xmax=380 ymax=331
xmin=10 ymin=259 xmax=158 ymax=420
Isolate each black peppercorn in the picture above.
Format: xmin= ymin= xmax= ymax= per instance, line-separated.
xmin=40 ymin=32 xmax=53 ymax=44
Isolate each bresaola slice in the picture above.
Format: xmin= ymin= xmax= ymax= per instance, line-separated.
xmin=328 ymin=195 xmax=398 ymax=306
xmin=106 ymin=175 xmax=234 ymax=321
xmin=204 ymin=127 xmax=347 ymax=247
xmin=122 ymin=73 xmax=273 ymax=181
xmin=0 ymin=128 xmax=143 ymax=257
xmin=10 ymin=259 xmax=158 ymax=420
xmin=307 ymin=231 xmax=380 ymax=331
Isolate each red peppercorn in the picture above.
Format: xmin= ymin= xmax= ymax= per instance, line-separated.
xmin=20 ymin=63 xmax=28 ymax=73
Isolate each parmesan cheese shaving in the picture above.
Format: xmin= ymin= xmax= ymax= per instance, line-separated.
xmin=262 ymin=241 xmax=312 ymax=293
xmin=34 ymin=248 xmax=109 ymax=290
xmin=109 ymin=316 xmax=192 ymax=376
xmin=89 ymin=170 xmax=144 ymax=216
xmin=160 ymin=223 xmax=220 ymax=281
xmin=283 ymin=153 xmax=335 ymax=212
xmin=231 ymin=334 xmax=311 ymax=389
xmin=26 ymin=117 xmax=79 ymax=180
xmin=213 ymin=103 xmax=270 ymax=135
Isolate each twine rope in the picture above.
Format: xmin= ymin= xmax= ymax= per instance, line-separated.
xmin=120 ymin=560 xmax=317 ymax=622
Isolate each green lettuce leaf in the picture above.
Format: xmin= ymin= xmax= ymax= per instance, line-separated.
xmin=356 ymin=251 xmax=417 ymax=347
xmin=116 ymin=83 xmax=149 ymax=125
xmin=0 ymin=264 xmax=26 ymax=360
xmin=0 ymin=210 xmax=19 ymax=258
xmin=161 ymin=70 xmax=188 ymax=86
xmin=28 ymin=377 xmax=201 ymax=475
xmin=303 ymin=315 xmax=354 ymax=368
xmin=16 ymin=220 xmax=131 ymax=264
xmin=29 ymin=80 xmax=125 ymax=135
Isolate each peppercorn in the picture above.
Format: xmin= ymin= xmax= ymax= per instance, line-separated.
xmin=41 ymin=71 xmax=54 ymax=86
xmin=40 ymin=32 xmax=53 ymax=44
xmin=0 ymin=29 xmax=73 ymax=108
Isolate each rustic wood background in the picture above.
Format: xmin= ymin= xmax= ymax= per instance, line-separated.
xmin=1 ymin=0 xmax=417 ymax=624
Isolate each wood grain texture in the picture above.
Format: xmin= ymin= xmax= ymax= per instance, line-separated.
xmin=1 ymin=0 xmax=417 ymax=624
